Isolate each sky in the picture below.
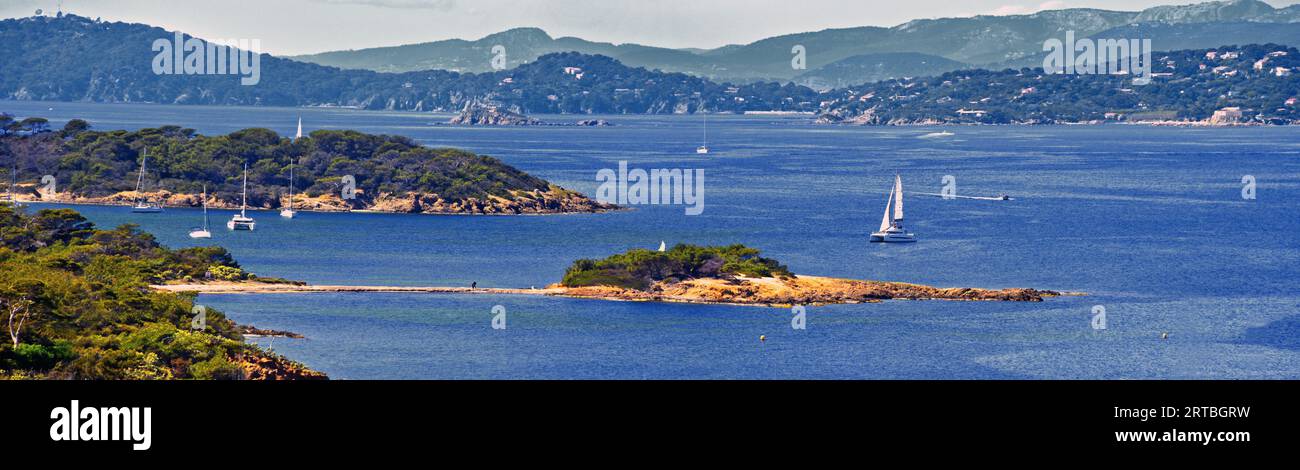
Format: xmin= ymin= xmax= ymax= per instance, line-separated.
xmin=3 ymin=0 xmax=1299 ymax=55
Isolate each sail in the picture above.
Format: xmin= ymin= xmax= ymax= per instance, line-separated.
xmin=879 ymin=187 xmax=894 ymax=232
xmin=296 ymin=117 xmax=303 ymax=140
xmin=893 ymin=175 xmax=904 ymax=221
xmin=659 ymin=241 xmax=667 ymax=252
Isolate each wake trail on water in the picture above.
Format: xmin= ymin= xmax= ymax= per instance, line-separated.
xmin=911 ymin=192 xmax=1014 ymax=201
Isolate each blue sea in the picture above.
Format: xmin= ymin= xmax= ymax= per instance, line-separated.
xmin=5 ymin=100 xmax=1300 ymax=379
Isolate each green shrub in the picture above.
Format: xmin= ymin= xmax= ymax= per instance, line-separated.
xmin=189 ymin=356 xmax=244 ymax=380
xmin=207 ymin=265 xmax=247 ymax=281
xmin=13 ymin=341 xmax=76 ymax=369
xmin=561 ymin=244 xmax=792 ymax=289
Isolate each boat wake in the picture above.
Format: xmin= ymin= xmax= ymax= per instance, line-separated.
xmin=913 ymin=192 xmax=1013 ymax=201
xmin=918 ymin=131 xmax=956 ymax=139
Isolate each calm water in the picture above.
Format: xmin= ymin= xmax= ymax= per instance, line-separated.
xmin=6 ymin=100 xmax=1300 ymax=379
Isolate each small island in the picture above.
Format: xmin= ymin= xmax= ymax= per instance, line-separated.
xmin=448 ymin=102 xmax=542 ymax=126
xmin=445 ymin=103 xmax=615 ymax=127
xmin=554 ymin=244 xmax=1058 ymax=305
xmin=158 ymin=244 xmax=1062 ymax=307
xmin=1 ymin=118 xmax=616 ymax=215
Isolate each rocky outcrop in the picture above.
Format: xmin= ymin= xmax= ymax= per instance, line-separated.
xmin=238 ymin=325 xmax=305 ymax=339
xmin=19 ymin=186 xmax=616 ymax=215
xmin=365 ymin=188 xmax=617 ymax=214
xmin=236 ymin=349 xmax=328 ymax=381
xmin=557 ymin=275 xmax=1060 ymax=306
xmin=449 ymin=103 xmax=541 ymax=126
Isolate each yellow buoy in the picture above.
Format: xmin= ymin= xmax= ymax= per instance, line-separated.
xmin=759 ymin=335 xmax=767 ymax=342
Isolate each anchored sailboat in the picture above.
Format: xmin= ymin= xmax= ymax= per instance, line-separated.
xmin=869 ymin=175 xmax=916 ymax=243
xmin=227 ymin=164 xmax=256 ymax=231
xmin=189 ymin=185 xmax=212 ymax=239
xmin=696 ymin=110 xmax=710 ymax=154
xmin=131 ymin=150 xmax=164 ymax=213
xmin=281 ymin=118 xmax=302 ymax=219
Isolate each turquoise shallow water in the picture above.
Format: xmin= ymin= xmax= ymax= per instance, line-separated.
xmin=5 ymin=100 xmax=1300 ymax=379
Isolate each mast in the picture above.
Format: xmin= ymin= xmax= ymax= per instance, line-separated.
xmin=240 ymin=163 xmax=248 ymax=217
xmin=290 ymin=117 xmax=302 ymax=211
xmin=703 ymin=110 xmax=708 ymax=147
xmin=202 ymin=185 xmax=209 ymax=230
xmin=136 ymin=150 xmax=148 ymax=193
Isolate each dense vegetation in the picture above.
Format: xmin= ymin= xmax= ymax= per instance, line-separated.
xmin=0 ymin=118 xmax=554 ymax=207
xmin=561 ymin=244 xmax=793 ymax=290
xmin=819 ymin=44 xmax=1300 ymax=124
xmin=0 ymin=204 xmax=310 ymax=379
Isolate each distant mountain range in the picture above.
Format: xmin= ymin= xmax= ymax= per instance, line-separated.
xmin=0 ymin=14 xmax=820 ymax=113
xmin=1 ymin=4 xmax=1297 ymax=125
xmin=290 ymin=0 xmax=1300 ymax=84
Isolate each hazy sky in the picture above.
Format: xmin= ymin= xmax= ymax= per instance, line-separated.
xmin=4 ymin=0 xmax=1299 ymax=55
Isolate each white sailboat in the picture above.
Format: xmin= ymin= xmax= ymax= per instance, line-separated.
xmin=280 ymin=118 xmax=301 ymax=219
xmin=658 ymin=241 xmax=667 ymax=252
xmin=131 ymin=150 xmax=164 ymax=213
xmin=869 ymin=175 xmax=917 ymax=243
xmin=227 ymin=164 xmax=256 ymax=231
xmin=189 ymin=185 xmax=212 ymax=239
xmin=696 ymin=109 xmax=710 ymax=154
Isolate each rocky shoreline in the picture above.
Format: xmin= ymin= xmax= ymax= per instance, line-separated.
xmin=556 ymin=275 xmax=1061 ymax=306
xmin=13 ymin=186 xmax=617 ymax=215
xmin=815 ymin=112 xmax=1297 ymax=127
xmin=237 ymin=348 xmax=328 ymax=380
xmin=155 ymin=275 xmax=1065 ymax=307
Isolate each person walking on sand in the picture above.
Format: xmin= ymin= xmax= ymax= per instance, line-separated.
xmin=471 ymin=281 xmax=477 ymax=290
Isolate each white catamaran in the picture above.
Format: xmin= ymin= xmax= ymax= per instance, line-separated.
xmin=281 ymin=118 xmax=301 ymax=219
xmin=227 ymin=164 xmax=256 ymax=231
xmin=131 ymin=150 xmax=164 ymax=213
xmin=189 ymin=185 xmax=212 ymax=239
xmin=870 ymin=175 xmax=917 ymax=243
